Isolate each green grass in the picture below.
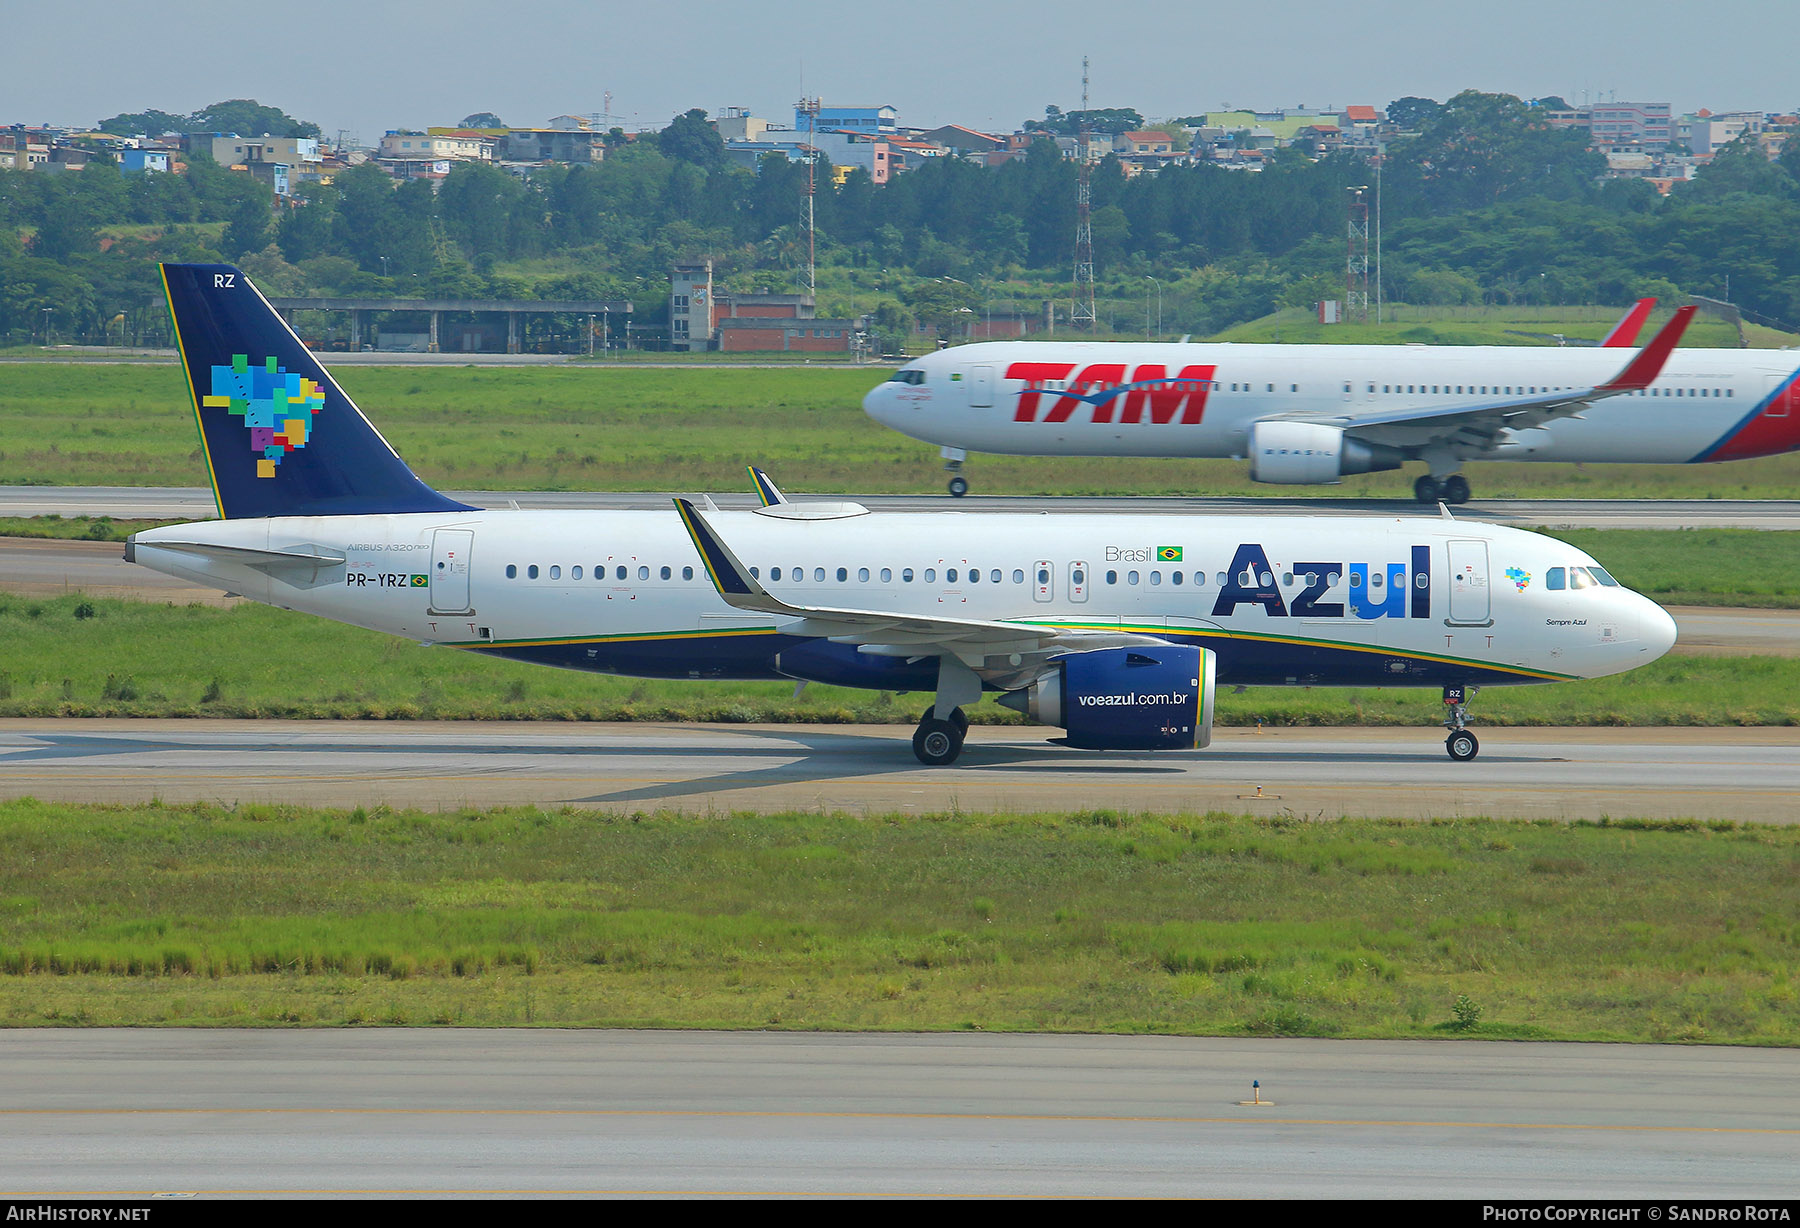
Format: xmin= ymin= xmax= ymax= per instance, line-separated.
xmin=0 ymin=516 xmax=178 ymax=542
xmin=1214 ymin=304 xmax=1766 ymax=348
xmin=1 ymin=594 xmax=1794 ymax=725
xmin=8 ymin=362 xmax=1800 ymax=497
xmin=0 ymin=799 xmax=1795 ymax=1040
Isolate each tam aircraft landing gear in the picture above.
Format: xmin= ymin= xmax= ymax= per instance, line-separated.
xmin=1442 ymin=684 xmax=1480 ymax=761
xmin=942 ymin=446 xmax=969 ymax=497
xmin=1414 ymin=473 xmax=1470 ymax=505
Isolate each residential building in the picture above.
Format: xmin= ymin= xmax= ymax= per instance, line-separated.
xmin=377 ymin=131 xmax=493 ymax=162
xmin=921 ymin=125 xmax=1004 ymax=156
xmin=714 ymin=108 xmax=768 ymax=142
xmin=119 ymin=148 xmax=171 ymax=174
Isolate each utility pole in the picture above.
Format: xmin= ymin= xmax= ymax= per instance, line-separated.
xmin=1072 ymin=57 xmax=1097 ymax=332
xmin=796 ymin=95 xmax=821 ymax=299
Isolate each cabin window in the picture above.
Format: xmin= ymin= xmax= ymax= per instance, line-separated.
xmin=506 ymin=565 xmax=517 ymax=579
xmin=1106 ymin=570 xmax=1118 ymax=585
xmin=571 ymin=566 xmax=582 ymax=580
xmin=1348 ymin=571 xmax=1361 ymax=588
xmin=637 ymin=566 xmax=649 ymax=580
xmin=968 ymin=568 xmax=979 ymax=584
xmin=836 ymin=567 xmax=848 ymax=582
xmin=903 ymin=569 xmax=914 ymax=582
xmin=1128 ymin=570 xmax=1140 ymax=585
xmin=1172 ymin=571 xmax=1183 ymax=585
xmin=990 ymin=569 xmax=1001 ymax=583
xmin=947 ymin=568 xmax=958 ymax=583
xmin=549 ymin=565 xmax=561 ymax=579
xmin=770 ymin=567 xmax=781 ymax=581
xmin=528 ymin=565 xmax=539 ymax=579
xmin=880 ymin=568 xmax=892 ymax=582
xmin=859 ymin=567 xmax=870 ymax=582
xmin=924 ymin=569 xmax=936 ymax=582
xmin=1013 ymin=569 xmax=1025 ymax=583
xmin=1216 ymin=572 xmax=1227 ymax=585
xmin=660 ymin=566 xmax=671 ymax=580
xmin=814 ymin=568 xmax=825 ymax=582
xmin=616 ymin=565 xmax=627 ymax=580
xmin=1150 ymin=571 xmax=1162 ymax=586
xmin=1372 ymin=571 xmax=1383 ymax=588
xmin=683 ymin=566 xmax=693 ymax=580
xmin=1547 ymin=567 xmax=1566 ymax=590
xmin=1283 ymin=572 xmax=1294 ymax=587
xmin=749 ymin=567 xmax=759 ymax=578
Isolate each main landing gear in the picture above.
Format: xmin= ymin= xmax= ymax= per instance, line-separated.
xmin=942 ymin=446 xmax=969 ymax=497
xmin=1415 ymin=473 xmax=1471 ymax=505
xmin=1442 ymin=684 xmax=1480 ymax=761
xmin=913 ymin=707 xmax=970 ymax=765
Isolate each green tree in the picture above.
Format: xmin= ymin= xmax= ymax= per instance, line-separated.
xmin=461 ymin=112 xmax=506 ymax=129
xmin=191 ymin=99 xmax=321 ymax=139
xmin=1385 ymin=96 xmax=1441 ymax=131
xmin=95 ymin=109 xmax=191 ymax=137
xmin=658 ymin=109 xmax=725 ymax=168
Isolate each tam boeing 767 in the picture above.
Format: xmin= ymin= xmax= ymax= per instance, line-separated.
xmin=864 ymin=303 xmax=1800 ymax=502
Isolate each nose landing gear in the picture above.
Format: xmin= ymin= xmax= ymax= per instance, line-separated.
xmin=941 ymin=446 xmax=969 ymax=497
xmin=1442 ymin=683 xmax=1480 ymax=761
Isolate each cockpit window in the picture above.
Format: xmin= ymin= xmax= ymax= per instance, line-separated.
xmin=887 ymin=369 xmax=925 ymax=385
xmin=1547 ymin=567 xmax=1566 ymax=590
xmin=1569 ymin=567 xmax=1596 ymax=590
xmin=1587 ymin=565 xmax=1620 ymax=587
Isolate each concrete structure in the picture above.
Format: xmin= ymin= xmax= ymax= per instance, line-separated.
xmin=1688 ymin=110 xmax=1766 ymax=156
xmin=212 ymin=134 xmax=321 ymax=167
xmin=266 ymin=294 xmax=632 ymax=355
xmin=921 ymin=124 xmax=1003 ymax=155
xmin=377 ymin=131 xmax=492 ymax=162
xmin=670 ymin=261 xmax=716 ymax=352
xmin=801 ymin=104 xmax=897 ymax=137
xmin=119 ymin=148 xmax=171 ymax=174
xmin=714 ymin=109 xmax=769 ymax=142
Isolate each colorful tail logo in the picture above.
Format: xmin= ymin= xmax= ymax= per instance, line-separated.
xmin=203 ymin=353 xmax=324 ymax=478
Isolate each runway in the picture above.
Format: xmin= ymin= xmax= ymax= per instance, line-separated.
xmin=7 ymin=484 xmax=1800 ymax=528
xmin=0 ymin=1030 xmax=1791 ymax=1198
xmin=2 ymin=720 xmax=1796 ymax=820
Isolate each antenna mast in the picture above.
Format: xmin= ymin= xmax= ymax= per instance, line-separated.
xmin=1072 ymin=58 xmax=1096 ymax=332
xmin=796 ymin=95 xmax=821 ymax=298
xmin=1346 ymin=185 xmax=1370 ymax=325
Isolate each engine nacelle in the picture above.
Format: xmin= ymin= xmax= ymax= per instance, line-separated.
xmin=998 ymin=645 xmax=1215 ymax=751
xmin=1248 ymin=421 xmax=1403 ymax=485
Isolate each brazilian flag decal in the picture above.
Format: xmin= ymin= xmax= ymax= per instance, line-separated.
xmin=1157 ymin=546 xmax=1183 ymax=562
xmin=410 ymin=574 xmax=429 ymax=587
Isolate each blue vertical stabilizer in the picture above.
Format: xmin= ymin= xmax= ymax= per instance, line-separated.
xmin=161 ymin=263 xmax=473 ymax=518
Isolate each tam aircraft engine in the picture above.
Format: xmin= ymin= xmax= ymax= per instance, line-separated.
xmin=997 ymin=645 xmax=1217 ymax=750
xmin=1247 ymin=421 xmax=1404 ymax=485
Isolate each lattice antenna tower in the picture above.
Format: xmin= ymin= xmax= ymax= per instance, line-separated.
xmin=1346 ymin=185 xmax=1371 ymax=324
xmin=796 ymin=95 xmax=821 ymax=297
xmin=1072 ymin=57 xmax=1097 ymax=331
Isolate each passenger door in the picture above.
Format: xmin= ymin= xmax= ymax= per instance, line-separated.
xmin=429 ymin=528 xmax=473 ymax=614
xmin=1446 ymin=539 xmax=1492 ymax=625
xmin=970 ymin=365 xmax=995 ymax=408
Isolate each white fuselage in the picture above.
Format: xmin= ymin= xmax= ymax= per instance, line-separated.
xmin=129 ymin=507 xmax=1676 ymax=691
xmin=862 ymin=341 xmax=1800 ymax=469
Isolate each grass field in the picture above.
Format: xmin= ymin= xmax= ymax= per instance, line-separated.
xmin=0 ymin=593 xmax=1792 ymax=725
xmin=0 ymin=799 xmax=1793 ymax=1040
xmin=8 ymin=362 xmax=1800 ymax=497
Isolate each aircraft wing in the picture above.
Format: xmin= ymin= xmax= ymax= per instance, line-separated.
xmin=673 ymin=498 xmax=1165 ymax=688
xmin=1263 ymin=305 xmax=1695 ymax=452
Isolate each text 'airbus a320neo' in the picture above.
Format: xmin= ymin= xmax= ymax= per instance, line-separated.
xmin=129 ymin=264 xmax=1678 ymax=765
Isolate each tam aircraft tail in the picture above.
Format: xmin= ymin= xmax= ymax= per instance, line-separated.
xmin=160 ymin=263 xmax=471 ymax=518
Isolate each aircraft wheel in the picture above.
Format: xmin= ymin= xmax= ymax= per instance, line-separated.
xmin=1413 ymin=475 xmax=1441 ymax=504
xmin=913 ymin=717 xmax=965 ymax=765
xmin=947 ymin=476 xmax=969 ymax=497
xmin=1445 ymin=729 xmax=1479 ymax=762
xmin=1442 ymin=475 xmax=1471 ymax=505
xmin=950 ymin=707 xmax=969 ymax=734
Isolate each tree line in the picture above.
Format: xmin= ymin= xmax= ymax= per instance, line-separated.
xmin=5 ymin=91 xmax=1800 ymax=346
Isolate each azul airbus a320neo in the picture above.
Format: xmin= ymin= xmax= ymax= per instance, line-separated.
xmin=863 ymin=307 xmax=1800 ymax=503
xmin=128 ymin=264 xmax=1676 ymax=765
